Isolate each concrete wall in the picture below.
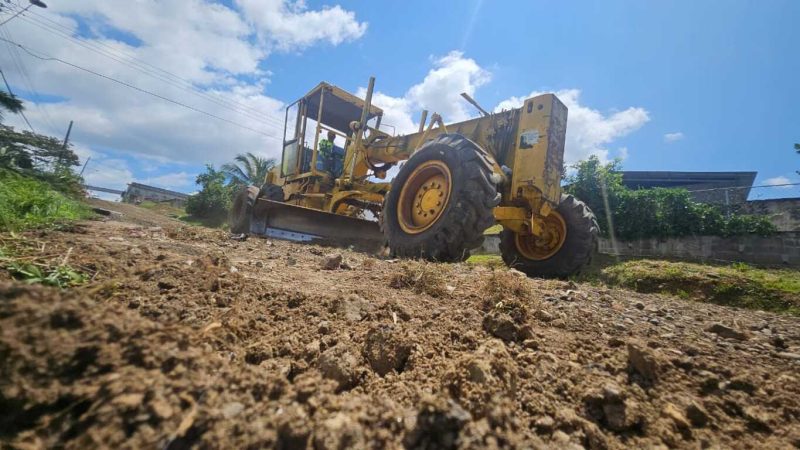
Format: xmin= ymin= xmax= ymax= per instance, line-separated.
xmin=739 ymin=198 xmax=800 ymax=232
xmin=478 ymin=232 xmax=800 ymax=268
xmin=598 ymin=232 xmax=800 ymax=267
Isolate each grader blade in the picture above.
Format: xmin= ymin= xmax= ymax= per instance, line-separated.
xmin=250 ymin=199 xmax=384 ymax=253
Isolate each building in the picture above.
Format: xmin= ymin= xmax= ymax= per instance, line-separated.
xmin=122 ymin=182 xmax=189 ymax=207
xmin=620 ymin=171 xmax=757 ymax=206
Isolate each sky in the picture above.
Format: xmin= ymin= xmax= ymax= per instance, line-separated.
xmin=0 ymin=0 xmax=797 ymax=201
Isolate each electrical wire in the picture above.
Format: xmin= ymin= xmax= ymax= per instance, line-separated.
xmin=686 ymin=182 xmax=800 ymax=193
xmin=0 ymin=35 xmax=281 ymax=139
xmin=0 ymin=24 xmax=60 ymax=134
xmin=6 ymin=3 xmax=285 ymax=128
xmin=0 ymin=66 xmax=34 ymax=131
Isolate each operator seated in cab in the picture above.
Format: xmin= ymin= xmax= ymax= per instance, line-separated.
xmin=317 ymin=130 xmax=345 ymax=177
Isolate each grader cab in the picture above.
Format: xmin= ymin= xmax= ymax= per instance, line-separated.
xmin=231 ymin=77 xmax=598 ymax=278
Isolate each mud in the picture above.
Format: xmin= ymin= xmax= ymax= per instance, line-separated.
xmin=1 ymin=200 xmax=799 ymax=449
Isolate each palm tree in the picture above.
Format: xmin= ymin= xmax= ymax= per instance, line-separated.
xmin=0 ymin=90 xmax=23 ymax=122
xmin=221 ymin=152 xmax=276 ymax=186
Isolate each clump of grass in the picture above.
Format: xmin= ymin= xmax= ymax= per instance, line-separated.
xmin=466 ymin=253 xmax=505 ymax=268
xmin=6 ymin=261 xmax=87 ymax=288
xmin=389 ymin=261 xmax=450 ymax=298
xmin=0 ymin=169 xmax=92 ymax=231
xmin=480 ymin=270 xmax=533 ymax=323
xmin=600 ymin=259 xmax=800 ymax=315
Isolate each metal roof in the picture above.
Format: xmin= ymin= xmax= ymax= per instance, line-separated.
xmin=301 ymin=82 xmax=383 ymax=133
xmin=621 ymin=171 xmax=757 ymax=195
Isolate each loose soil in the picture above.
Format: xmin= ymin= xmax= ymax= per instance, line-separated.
xmin=1 ymin=200 xmax=799 ymax=449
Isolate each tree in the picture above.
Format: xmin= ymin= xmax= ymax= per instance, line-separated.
xmin=185 ymin=165 xmax=233 ymax=226
xmin=221 ymin=152 xmax=275 ymax=186
xmin=0 ymin=124 xmax=79 ymax=170
xmin=0 ymin=90 xmax=23 ymax=122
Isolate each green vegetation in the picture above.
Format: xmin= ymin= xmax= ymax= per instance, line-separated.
xmin=221 ymin=152 xmax=276 ymax=187
xmin=185 ymin=165 xmax=234 ymax=227
xmin=595 ymin=259 xmax=800 ymax=315
xmin=0 ymin=244 xmax=88 ymax=289
xmin=467 ymin=253 xmax=504 ymax=267
xmin=564 ymin=156 xmax=776 ymax=240
xmin=185 ymin=152 xmax=277 ymax=227
xmin=0 ymin=169 xmax=91 ymax=231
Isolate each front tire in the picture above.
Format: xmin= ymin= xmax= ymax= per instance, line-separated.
xmin=383 ymin=134 xmax=500 ymax=262
xmin=230 ymin=185 xmax=259 ymax=233
xmin=499 ymin=194 xmax=598 ymax=278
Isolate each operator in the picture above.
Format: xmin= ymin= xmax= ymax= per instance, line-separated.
xmin=318 ymin=130 xmax=336 ymax=173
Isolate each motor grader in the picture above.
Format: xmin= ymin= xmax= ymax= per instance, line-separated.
xmin=231 ymin=77 xmax=598 ymax=278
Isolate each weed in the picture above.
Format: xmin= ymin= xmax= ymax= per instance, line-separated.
xmin=389 ymin=261 xmax=450 ymax=298
xmin=6 ymin=261 xmax=87 ymax=288
xmin=0 ymin=169 xmax=92 ymax=231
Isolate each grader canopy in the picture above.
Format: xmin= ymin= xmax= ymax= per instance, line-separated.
xmin=231 ymin=77 xmax=598 ymax=278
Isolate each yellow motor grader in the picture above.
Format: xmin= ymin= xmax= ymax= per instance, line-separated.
xmin=231 ymin=77 xmax=598 ymax=278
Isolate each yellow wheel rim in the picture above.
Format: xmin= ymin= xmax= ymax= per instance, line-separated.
xmin=514 ymin=211 xmax=567 ymax=260
xmin=397 ymin=160 xmax=453 ymax=234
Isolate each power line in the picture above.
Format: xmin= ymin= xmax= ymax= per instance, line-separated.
xmin=0 ymin=24 xmax=59 ymax=134
xmin=6 ymin=4 xmax=285 ymax=128
xmin=0 ymin=35 xmax=280 ymax=139
xmin=0 ymin=66 xmax=35 ymax=132
xmin=686 ymin=182 xmax=800 ymax=194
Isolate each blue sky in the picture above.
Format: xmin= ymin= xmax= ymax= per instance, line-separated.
xmin=1 ymin=0 xmax=798 ymax=200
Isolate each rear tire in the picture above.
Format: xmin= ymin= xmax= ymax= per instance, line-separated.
xmin=499 ymin=194 xmax=598 ymax=278
xmin=383 ymin=134 xmax=500 ymax=262
xmin=230 ymin=185 xmax=259 ymax=233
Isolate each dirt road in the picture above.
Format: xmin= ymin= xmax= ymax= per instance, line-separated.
xmin=1 ymin=201 xmax=799 ymax=449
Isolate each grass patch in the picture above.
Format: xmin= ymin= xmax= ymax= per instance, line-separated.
xmin=466 ymin=253 xmax=504 ymax=268
xmin=597 ymin=259 xmax=800 ymax=315
xmin=389 ymin=261 xmax=451 ymax=297
xmin=0 ymin=169 xmax=92 ymax=231
xmin=137 ymin=200 xmax=186 ymax=218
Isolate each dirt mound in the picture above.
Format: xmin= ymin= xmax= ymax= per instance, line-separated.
xmin=2 ymin=201 xmax=800 ymax=448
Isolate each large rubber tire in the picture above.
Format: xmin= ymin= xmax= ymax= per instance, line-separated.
xmin=383 ymin=134 xmax=500 ymax=262
xmin=258 ymin=183 xmax=284 ymax=202
xmin=499 ymin=194 xmax=599 ymax=278
xmin=230 ymin=185 xmax=259 ymax=233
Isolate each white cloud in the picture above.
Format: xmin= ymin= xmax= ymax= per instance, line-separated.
xmin=138 ymin=172 xmax=194 ymax=190
xmin=236 ymin=0 xmax=367 ymax=51
xmin=664 ymin=131 xmax=684 ymax=143
xmin=617 ymin=147 xmax=629 ymax=160
xmin=359 ymin=51 xmax=491 ymax=135
xmin=496 ymin=89 xmax=650 ymax=164
xmin=0 ymin=0 xmax=366 ymax=172
xmin=763 ymin=176 xmax=793 ymax=189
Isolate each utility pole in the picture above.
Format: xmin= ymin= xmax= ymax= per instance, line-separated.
xmin=79 ymin=156 xmax=91 ymax=177
xmin=57 ymin=120 xmax=73 ymax=167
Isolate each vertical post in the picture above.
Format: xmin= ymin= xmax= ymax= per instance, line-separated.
xmin=58 ymin=120 xmax=73 ymax=167
xmin=311 ymin=88 xmax=326 ymax=174
xmin=418 ymin=109 xmax=428 ymax=133
xmin=347 ymin=76 xmax=375 ymax=182
xmin=78 ymin=156 xmax=90 ymax=177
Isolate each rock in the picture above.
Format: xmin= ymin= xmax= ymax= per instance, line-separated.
xmin=777 ymin=352 xmax=800 ymax=361
xmin=150 ymin=398 xmax=173 ymax=419
xmin=508 ymin=268 xmax=527 ymax=278
xmin=318 ymin=320 xmax=331 ymax=335
xmin=534 ymin=415 xmax=555 ymax=433
xmin=482 ymin=312 xmax=521 ymax=342
xmin=685 ymin=400 xmax=709 ymax=427
xmin=318 ymin=346 xmax=360 ymax=391
xmin=229 ymin=233 xmax=247 ymax=241
xmin=404 ymin=395 xmax=472 ymax=450
xmin=363 ymin=324 xmax=412 ymax=376
xmin=706 ymin=323 xmax=749 ymax=341
xmin=286 ymin=256 xmax=297 ymax=266
xmin=634 ymin=302 xmax=645 ymax=310
xmin=222 ymin=401 xmax=245 ymax=419
xmin=330 ymin=294 xmax=372 ymax=322
xmin=584 ymin=384 xmax=640 ymax=432
xmin=314 ymin=412 xmax=365 ymax=450
xmin=321 ymin=253 xmax=343 ymax=270
xmin=535 ymin=309 xmax=555 ymax=322
xmin=743 ymin=406 xmax=772 ymax=433
xmin=663 ymin=403 xmax=691 ymax=431
xmin=627 ymin=342 xmax=660 ymax=385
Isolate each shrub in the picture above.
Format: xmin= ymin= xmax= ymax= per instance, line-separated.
xmin=0 ymin=168 xmax=91 ymax=231
xmin=185 ymin=165 xmax=233 ymax=226
xmin=565 ymin=156 xmax=776 ymax=240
